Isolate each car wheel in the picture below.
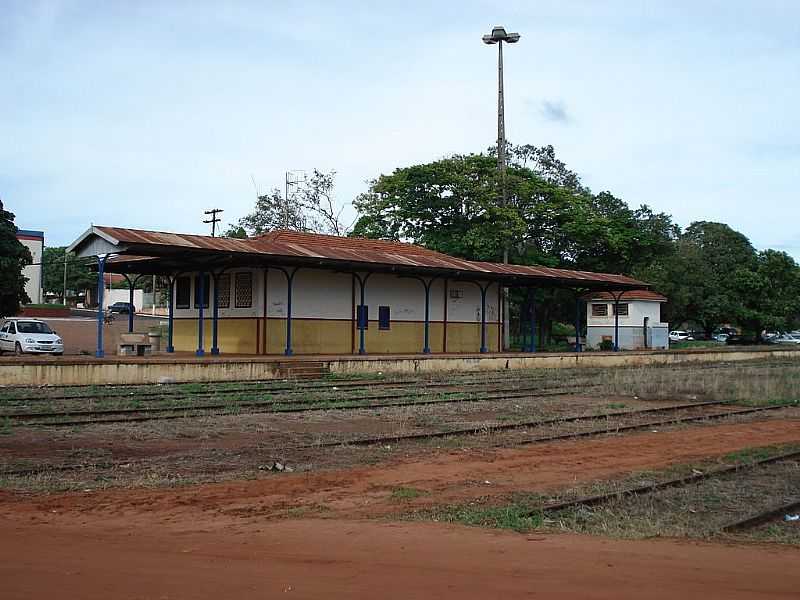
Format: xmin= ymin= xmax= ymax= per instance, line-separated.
xmin=54 ymin=352 xmax=63 ymax=356
xmin=15 ymin=342 xmax=24 ymax=356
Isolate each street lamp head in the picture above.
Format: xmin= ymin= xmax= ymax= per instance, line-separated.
xmin=482 ymin=26 xmax=520 ymax=44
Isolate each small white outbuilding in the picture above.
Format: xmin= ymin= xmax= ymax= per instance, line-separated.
xmin=584 ymin=290 xmax=669 ymax=350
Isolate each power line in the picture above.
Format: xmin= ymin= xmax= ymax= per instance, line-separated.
xmin=203 ymin=208 xmax=224 ymax=237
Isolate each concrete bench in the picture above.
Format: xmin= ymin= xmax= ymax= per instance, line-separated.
xmin=118 ymin=333 xmax=152 ymax=356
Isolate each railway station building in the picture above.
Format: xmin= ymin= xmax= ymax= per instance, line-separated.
xmin=67 ymin=226 xmax=650 ymax=357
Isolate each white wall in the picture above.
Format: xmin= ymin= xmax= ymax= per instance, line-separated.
xmin=446 ymin=281 xmax=500 ymax=323
xmin=172 ymin=269 xmax=265 ymax=319
xmin=19 ymin=237 xmax=43 ymax=304
xmin=586 ymin=299 xmax=666 ymax=328
xmin=172 ymin=267 xmax=501 ymax=324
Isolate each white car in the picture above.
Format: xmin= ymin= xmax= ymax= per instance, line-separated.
xmin=0 ymin=318 xmax=64 ymax=356
xmin=669 ymin=330 xmax=694 ymax=342
xmin=773 ymin=333 xmax=800 ymax=345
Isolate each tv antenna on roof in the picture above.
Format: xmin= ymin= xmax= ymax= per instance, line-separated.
xmin=284 ymin=170 xmax=307 ymax=229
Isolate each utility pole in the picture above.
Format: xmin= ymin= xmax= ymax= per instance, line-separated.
xmin=62 ymin=252 xmax=68 ymax=304
xmin=483 ymin=25 xmax=520 ymax=351
xmin=203 ymin=208 xmax=223 ymax=237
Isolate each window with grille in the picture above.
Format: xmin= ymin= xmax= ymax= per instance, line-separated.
xmin=378 ymin=306 xmax=390 ymax=330
xmin=234 ymin=272 xmax=253 ymax=308
xmin=194 ymin=274 xmax=210 ymax=308
xmin=591 ymin=303 xmax=608 ymax=317
xmin=356 ymin=305 xmax=369 ymax=330
xmin=176 ymin=276 xmax=191 ymax=309
xmin=216 ymin=274 xmax=231 ymax=308
xmin=449 ymin=288 xmax=464 ymax=299
xmin=613 ymin=303 xmax=629 ymax=316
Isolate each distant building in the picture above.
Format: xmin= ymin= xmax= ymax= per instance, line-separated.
xmin=585 ymin=290 xmax=669 ymax=350
xmin=16 ymin=229 xmax=44 ymax=305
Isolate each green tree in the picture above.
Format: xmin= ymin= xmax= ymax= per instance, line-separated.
xmin=222 ymin=224 xmax=248 ymax=239
xmin=352 ymin=151 xmax=677 ymax=273
xmin=41 ymin=246 xmax=97 ymax=302
xmin=640 ymin=221 xmax=759 ymax=335
xmin=739 ymin=249 xmax=800 ymax=336
xmin=0 ymin=199 xmax=32 ymax=317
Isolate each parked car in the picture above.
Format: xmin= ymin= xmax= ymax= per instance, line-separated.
xmin=726 ymin=334 xmax=759 ymax=346
xmin=711 ymin=333 xmax=729 ymax=343
xmin=669 ymin=331 xmax=694 ymax=342
xmin=769 ymin=333 xmax=800 ymax=345
xmin=0 ymin=318 xmax=64 ymax=355
xmin=108 ymin=302 xmax=135 ymax=314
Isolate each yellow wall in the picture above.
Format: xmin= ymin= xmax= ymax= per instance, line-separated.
xmin=173 ymin=319 xmax=259 ymax=354
xmin=444 ymin=322 xmax=500 ymax=353
xmin=265 ymin=318 xmax=351 ymax=355
xmin=173 ymin=317 xmax=499 ymax=354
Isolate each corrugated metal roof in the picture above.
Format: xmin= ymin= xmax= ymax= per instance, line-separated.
xmin=91 ymin=226 xmax=647 ymax=288
xmin=584 ymin=290 xmax=667 ymax=302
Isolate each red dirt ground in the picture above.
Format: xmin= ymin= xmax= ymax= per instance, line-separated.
xmin=2 ymin=418 xmax=800 ymax=598
xmin=5 ymin=418 xmax=797 ymax=519
xmin=3 ymin=518 xmax=798 ymax=600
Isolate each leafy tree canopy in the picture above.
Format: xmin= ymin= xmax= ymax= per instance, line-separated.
xmin=41 ymin=246 xmax=97 ymax=301
xmin=351 ymin=147 xmax=678 ymax=276
xmin=0 ymin=199 xmax=32 ymax=317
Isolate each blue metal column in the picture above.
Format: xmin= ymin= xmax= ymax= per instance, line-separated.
xmin=126 ymin=276 xmax=135 ymax=333
xmin=574 ymin=296 xmax=582 ymax=353
xmin=479 ymin=284 xmax=488 ymax=353
xmin=166 ymin=277 xmax=175 ymax=353
xmin=211 ymin=274 xmax=220 ymax=355
xmin=277 ymin=267 xmax=299 ymax=356
xmin=613 ymin=296 xmax=621 ymax=352
xmin=95 ymin=255 xmax=108 ymax=358
xmin=529 ymin=288 xmax=536 ymax=353
xmin=353 ymin=273 xmax=373 ymax=355
xmin=196 ymin=272 xmax=205 ymax=357
xmin=285 ymin=269 xmax=295 ymax=356
xmin=422 ymin=279 xmax=432 ymax=354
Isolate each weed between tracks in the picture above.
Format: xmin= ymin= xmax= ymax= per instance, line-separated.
xmin=403 ymin=443 xmax=800 ymax=545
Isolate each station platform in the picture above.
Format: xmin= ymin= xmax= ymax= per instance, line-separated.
xmin=1 ymin=347 xmax=797 ymax=387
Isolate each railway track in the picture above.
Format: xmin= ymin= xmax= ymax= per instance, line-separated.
xmin=0 ymin=373 xmax=598 ymax=405
xmin=305 ymin=401 xmax=788 ymax=449
xmin=2 ymin=401 xmax=793 ymax=479
xmin=721 ymin=498 xmax=800 ymax=532
xmin=529 ymin=447 xmax=800 ymax=516
xmin=2 ymin=359 xmax=795 ymax=404
xmin=1 ymin=385 xmax=603 ymax=427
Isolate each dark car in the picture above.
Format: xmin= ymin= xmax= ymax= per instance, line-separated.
xmin=726 ymin=334 xmax=758 ymax=346
xmin=108 ymin=302 xmax=135 ymax=314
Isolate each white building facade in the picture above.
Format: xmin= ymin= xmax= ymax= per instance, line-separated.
xmin=17 ymin=230 xmax=44 ymax=305
xmin=585 ymin=291 xmax=669 ymax=350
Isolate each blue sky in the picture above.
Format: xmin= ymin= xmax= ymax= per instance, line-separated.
xmin=2 ymin=1 xmax=799 ymax=258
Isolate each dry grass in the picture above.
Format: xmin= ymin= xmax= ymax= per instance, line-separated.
xmin=597 ymin=360 xmax=800 ymax=406
xmin=544 ymin=459 xmax=800 ymax=541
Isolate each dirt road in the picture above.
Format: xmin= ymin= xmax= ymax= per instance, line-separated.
xmin=3 ymin=517 xmax=798 ymax=599
xmin=3 ymin=418 xmax=800 ymax=598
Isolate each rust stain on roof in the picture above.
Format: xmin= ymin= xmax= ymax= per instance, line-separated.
xmin=92 ymin=226 xmax=647 ymax=288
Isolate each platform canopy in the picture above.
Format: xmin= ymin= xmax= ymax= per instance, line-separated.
xmin=67 ymin=225 xmax=648 ymax=291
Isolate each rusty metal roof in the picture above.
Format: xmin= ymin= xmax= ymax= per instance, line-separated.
xmin=583 ymin=290 xmax=667 ymax=302
xmin=88 ymin=226 xmax=648 ymax=289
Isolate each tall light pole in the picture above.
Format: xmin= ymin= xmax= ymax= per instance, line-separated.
xmin=483 ymin=25 xmax=520 ymax=351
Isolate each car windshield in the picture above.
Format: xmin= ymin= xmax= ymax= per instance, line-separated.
xmin=16 ymin=321 xmax=53 ymax=334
